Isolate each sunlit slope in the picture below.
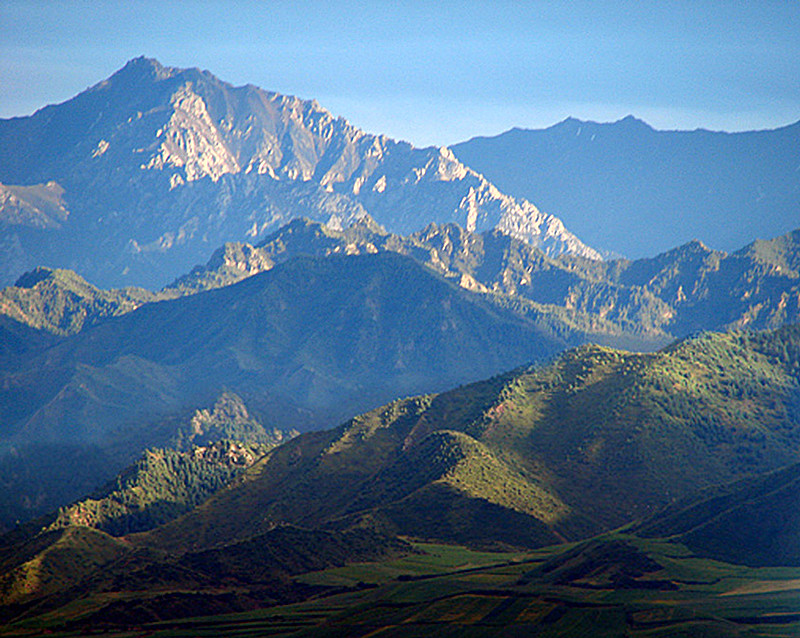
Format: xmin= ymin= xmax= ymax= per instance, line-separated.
xmin=144 ymin=325 xmax=800 ymax=550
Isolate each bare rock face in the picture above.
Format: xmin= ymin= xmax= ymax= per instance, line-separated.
xmin=0 ymin=57 xmax=599 ymax=288
xmin=0 ymin=181 xmax=69 ymax=229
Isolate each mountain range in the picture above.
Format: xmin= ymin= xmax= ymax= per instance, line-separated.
xmin=2 ymin=213 xmax=799 ymax=528
xmin=6 ymin=216 xmax=799 ymax=343
xmin=0 ymin=249 xmax=574 ymax=528
xmin=181 ymin=217 xmax=800 ymax=339
xmin=0 ymin=57 xmax=597 ymax=289
xmin=1 ymin=56 xmax=799 ymax=636
xmin=138 ymin=325 xmax=800 ymax=552
xmin=453 ymin=116 xmax=800 ymax=259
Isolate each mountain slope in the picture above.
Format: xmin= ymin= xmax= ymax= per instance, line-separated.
xmin=5 ymin=217 xmax=799 ymax=345
xmin=0 ymin=57 xmax=598 ymax=288
xmin=452 ymin=116 xmax=800 ymax=258
xmin=0 ymin=266 xmax=164 ymax=335
xmin=636 ymin=462 xmax=800 ymax=567
xmin=0 ymin=252 xmax=569 ymax=527
xmin=168 ymin=218 xmax=800 ymax=340
xmin=7 ymin=392 xmax=292 ymax=538
xmin=41 ymin=252 xmax=565 ymax=431
xmin=1 ymin=326 xmax=799 ymax=632
xmin=141 ymin=325 xmax=800 ymax=552
xmin=0 ymin=391 xmax=290 ymax=535
xmin=0 ymin=523 xmax=409 ymax=628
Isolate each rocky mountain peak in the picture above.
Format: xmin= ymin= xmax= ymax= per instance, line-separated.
xmin=0 ymin=58 xmax=600 ymax=288
xmin=109 ymin=56 xmax=176 ymax=83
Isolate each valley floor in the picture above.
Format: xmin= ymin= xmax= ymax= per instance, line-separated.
xmin=4 ymin=537 xmax=799 ymax=637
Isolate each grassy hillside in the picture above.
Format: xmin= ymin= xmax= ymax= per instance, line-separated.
xmin=0 ymin=266 xmax=166 ymax=335
xmin=140 ymin=325 xmax=800 ymax=552
xmin=0 ymin=252 xmax=572 ymax=528
xmin=636 ymin=462 xmax=800 ymax=567
xmin=1 ymin=326 xmax=799 ymax=634
xmin=0 ymin=524 xmax=411 ymax=631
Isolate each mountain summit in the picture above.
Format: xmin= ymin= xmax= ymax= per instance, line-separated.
xmin=0 ymin=57 xmax=599 ymax=288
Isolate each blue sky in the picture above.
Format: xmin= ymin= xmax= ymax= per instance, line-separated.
xmin=1 ymin=0 xmax=798 ymax=147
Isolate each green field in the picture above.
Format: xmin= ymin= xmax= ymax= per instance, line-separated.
xmin=6 ymin=537 xmax=797 ymax=637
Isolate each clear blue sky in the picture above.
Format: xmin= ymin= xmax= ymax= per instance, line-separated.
xmin=2 ymin=0 xmax=798 ymax=147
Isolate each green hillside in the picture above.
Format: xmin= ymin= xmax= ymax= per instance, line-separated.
xmin=0 ymin=524 xmax=410 ymax=631
xmin=0 ymin=393 xmax=290 ymax=533
xmin=0 ymin=267 xmax=166 ymax=335
xmin=0 ymin=252 xmax=570 ymax=528
xmin=637 ymin=462 xmax=800 ymax=567
xmin=142 ymin=325 xmax=800 ymax=551
xmin=37 ymin=393 xmax=293 ymax=536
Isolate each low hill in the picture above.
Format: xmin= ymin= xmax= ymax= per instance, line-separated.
xmin=636 ymin=461 xmax=800 ymax=567
xmin=0 ymin=392 xmax=291 ymax=534
xmin=0 ymin=523 xmax=409 ymax=629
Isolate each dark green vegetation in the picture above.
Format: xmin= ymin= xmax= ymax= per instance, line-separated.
xmin=23 ymin=392 xmax=294 ymax=537
xmin=637 ymin=462 xmax=800 ymax=567
xmin=2 ymin=56 xmax=799 ymax=638
xmin=453 ymin=116 xmax=800 ymax=258
xmin=0 ymin=524 xmax=411 ymax=632
xmin=2 ymin=215 xmax=797 ymax=531
xmin=21 ymin=440 xmax=271 ymax=538
xmin=0 ymin=392 xmax=290 ymax=532
xmin=0 ymin=266 xmax=169 ymax=335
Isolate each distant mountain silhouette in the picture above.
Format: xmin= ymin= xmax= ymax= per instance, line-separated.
xmin=453 ymin=116 xmax=800 ymax=258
